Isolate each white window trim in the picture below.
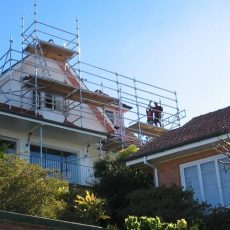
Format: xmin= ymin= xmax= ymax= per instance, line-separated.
xmin=180 ymin=153 xmax=228 ymax=205
xmin=215 ymin=159 xmax=224 ymax=204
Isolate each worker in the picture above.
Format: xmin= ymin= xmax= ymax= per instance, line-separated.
xmin=146 ymin=101 xmax=154 ymax=125
xmin=153 ymin=102 xmax=163 ymax=127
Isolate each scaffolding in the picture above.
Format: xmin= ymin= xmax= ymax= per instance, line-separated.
xmin=0 ymin=10 xmax=186 ymax=153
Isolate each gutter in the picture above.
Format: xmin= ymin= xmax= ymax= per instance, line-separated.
xmin=143 ymin=156 xmax=159 ymax=188
xmin=0 ymin=110 xmax=107 ymax=138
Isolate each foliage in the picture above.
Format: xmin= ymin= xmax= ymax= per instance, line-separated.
xmin=203 ymin=206 xmax=230 ymax=230
xmin=125 ymin=216 xmax=188 ymax=230
xmin=0 ymin=140 xmax=8 ymax=158
xmin=93 ymin=157 xmax=152 ymax=225
xmin=0 ymin=155 xmax=68 ymax=219
xmin=74 ymin=190 xmax=110 ymax=225
xmin=116 ymin=144 xmax=139 ymax=161
xmin=124 ymin=185 xmax=208 ymax=224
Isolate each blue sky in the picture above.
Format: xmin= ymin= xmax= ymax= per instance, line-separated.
xmin=1 ymin=0 xmax=230 ymax=124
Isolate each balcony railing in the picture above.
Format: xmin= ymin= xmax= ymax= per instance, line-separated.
xmin=30 ymin=156 xmax=95 ymax=185
xmin=6 ymin=152 xmax=95 ymax=186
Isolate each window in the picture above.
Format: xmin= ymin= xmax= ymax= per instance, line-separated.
xmin=45 ymin=93 xmax=56 ymax=109
xmin=0 ymin=139 xmax=16 ymax=154
xmin=30 ymin=145 xmax=78 ymax=183
xmin=45 ymin=93 xmax=63 ymax=110
xmin=180 ymin=155 xmax=230 ymax=206
xmin=105 ymin=110 xmax=114 ymax=124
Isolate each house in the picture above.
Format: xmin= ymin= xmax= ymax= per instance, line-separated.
xmin=126 ymin=106 xmax=230 ymax=206
xmin=0 ymin=15 xmax=184 ymax=186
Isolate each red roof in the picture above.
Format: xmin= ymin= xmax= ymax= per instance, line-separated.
xmin=127 ymin=106 xmax=230 ymax=161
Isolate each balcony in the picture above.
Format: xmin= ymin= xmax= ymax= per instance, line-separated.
xmin=6 ymin=153 xmax=94 ymax=186
xmin=30 ymin=155 xmax=94 ymax=186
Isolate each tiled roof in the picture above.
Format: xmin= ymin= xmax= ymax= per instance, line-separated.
xmin=127 ymin=106 xmax=230 ymax=161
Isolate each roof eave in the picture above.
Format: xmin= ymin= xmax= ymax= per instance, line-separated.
xmin=126 ymin=133 xmax=230 ymax=166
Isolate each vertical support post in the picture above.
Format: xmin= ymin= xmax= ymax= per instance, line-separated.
xmin=20 ymin=14 xmax=25 ymax=109
xmin=174 ymin=91 xmax=180 ymax=127
xmin=79 ymin=80 xmax=83 ymax=128
xmin=76 ymin=17 xmax=83 ymax=127
xmin=34 ymin=0 xmax=37 ymax=24
xmin=8 ymin=36 xmax=13 ymax=110
xmin=76 ymin=17 xmax=81 ymax=67
xmin=34 ymin=0 xmax=39 ymax=116
xmin=102 ymin=105 xmax=106 ymax=130
xmin=134 ymin=77 xmax=142 ymax=146
xmin=116 ymin=73 xmax=124 ymax=149
xmin=64 ymin=99 xmax=68 ymax=121
xmin=40 ymin=125 xmax=43 ymax=167
xmin=99 ymin=139 xmax=103 ymax=157
xmin=76 ymin=17 xmax=81 ymax=81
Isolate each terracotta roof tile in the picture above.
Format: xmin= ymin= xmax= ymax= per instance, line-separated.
xmin=127 ymin=106 xmax=230 ymax=161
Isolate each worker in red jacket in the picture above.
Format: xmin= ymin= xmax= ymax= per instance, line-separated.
xmin=153 ymin=102 xmax=163 ymax=127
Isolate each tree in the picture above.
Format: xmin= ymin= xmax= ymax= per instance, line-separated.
xmin=93 ymin=154 xmax=152 ymax=226
xmin=0 ymin=154 xmax=68 ymax=219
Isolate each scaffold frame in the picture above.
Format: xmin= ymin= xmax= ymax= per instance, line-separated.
xmin=0 ymin=4 xmax=186 ymax=153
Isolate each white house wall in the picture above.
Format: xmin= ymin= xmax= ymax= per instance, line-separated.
xmin=0 ymin=55 xmax=111 ymax=133
xmin=0 ymin=123 xmax=101 ymax=185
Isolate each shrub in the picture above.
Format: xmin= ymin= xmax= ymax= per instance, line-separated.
xmin=124 ymin=185 xmax=208 ymax=224
xmin=204 ymin=206 xmax=230 ymax=230
xmin=93 ymin=157 xmax=152 ymax=226
xmin=74 ymin=190 xmax=110 ymax=225
xmin=0 ymin=155 xmax=68 ymax=219
xmin=125 ymin=216 xmax=188 ymax=230
xmin=116 ymin=144 xmax=139 ymax=161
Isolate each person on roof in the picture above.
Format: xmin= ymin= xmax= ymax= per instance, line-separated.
xmin=146 ymin=101 xmax=154 ymax=125
xmin=153 ymin=102 xmax=163 ymax=127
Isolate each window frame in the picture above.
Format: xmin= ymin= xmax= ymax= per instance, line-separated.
xmin=180 ymin=153 xmax=230 ymax=205
xmin=44 ymin=93 xmax=63 ymax=111
xmin=0 ymin=137 xmax=18 ymax=154
xmin=45 ymin=93 xmax=56 ymax=109
xmin=105 ymin=109 xmax=115 ymax=124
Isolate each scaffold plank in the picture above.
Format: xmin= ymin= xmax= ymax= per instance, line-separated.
xmin=25 ymin=40 xmax=76 ymax=62
xmin=23 ymin=76 xmax=118 ymax=107
xmin=102 ymin=139 xmax=123 ymax=152
xmin=127 ymin=122 xmax=167 ymax=137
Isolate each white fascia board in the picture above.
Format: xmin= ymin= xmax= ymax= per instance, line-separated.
xmin=126 ymin=133 xmax=230 ymax=166
xmin=0 ymin=110 xmax=107 ymax=139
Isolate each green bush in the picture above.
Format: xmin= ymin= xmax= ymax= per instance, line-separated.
xmin=0 ymin=154 xmax=68 ymax=219
xmin=116 ymin=144 xmax=139 ymax=161
xmin=93 ymin=157 xmax=152 ymax=226
xmin=204 ymin=206 xmax=230 ymax=230
xmin=125 ymin=216 xmax=188 ymax=230
xmin=74 ymin=190 xmax=110 ymax=225
xmin=124 ymin=185 xmax=208 ymax=224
